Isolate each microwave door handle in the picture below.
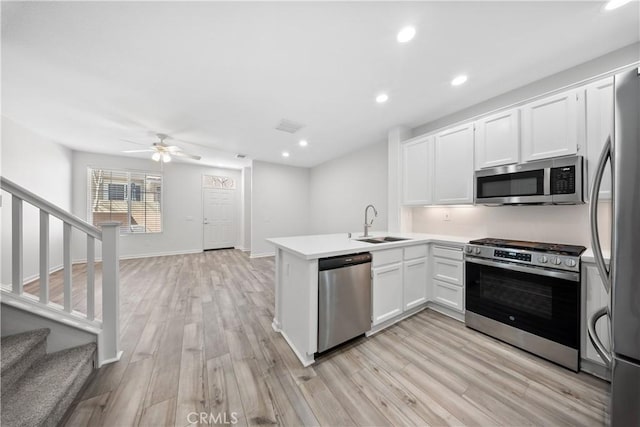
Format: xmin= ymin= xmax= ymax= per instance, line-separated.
xmin=587 ymin=306 xmax=612 ymax=366
xmin=543 ymin=167 xmax=551 ymax=195
xmin=589 ymin=135 xmax=612 ymax=293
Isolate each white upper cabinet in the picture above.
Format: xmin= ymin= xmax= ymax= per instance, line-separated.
xmin=522 ymin=89 xmax=579 ymax=162
xmin=475 ymin=109 xmax=520 ymax=169
xmin=585 ymin=77 xmax=614 ymax=201
xmin=402 ymin=136 xmax=433 ymax=205
xmin=434 ymin=122 xmax=474 ymax=204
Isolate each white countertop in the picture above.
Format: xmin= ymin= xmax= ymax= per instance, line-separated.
xmin=581 ymin=248 xmax=611 ymax=264
xmin=266 ymin=232 xmax=476 ymax=260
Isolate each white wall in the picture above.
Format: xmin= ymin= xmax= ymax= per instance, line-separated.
xmin=1 ymin=117 xmax=73 ymax=285
xmin=412 ymin=204 xmax=612 ymax=250
xmin=242 ymin=166 xmax=252 ymax=251
xmin=71 ymin=151 xmax=242 ymax=260
xmin=412 ymin=42 xmax=639 ymax=136
xmin=251 ymin=161 xmax=309 ymax=256
xmin=309 ymin=141 xmax=388 ymax=235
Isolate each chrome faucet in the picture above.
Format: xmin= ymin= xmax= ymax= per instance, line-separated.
xmin=363 ymin=204 xmax=378 ymax=237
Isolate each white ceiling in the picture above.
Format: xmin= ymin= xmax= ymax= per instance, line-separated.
xmin=2 ymin=1 xmax=639 ymax=168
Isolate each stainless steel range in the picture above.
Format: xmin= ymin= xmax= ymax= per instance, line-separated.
xmin=464 ymin=238 xmax=586 ymax=371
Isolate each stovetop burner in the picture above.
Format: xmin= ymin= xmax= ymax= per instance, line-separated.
xmin=469 ymin=238 xmax=586 ymax=256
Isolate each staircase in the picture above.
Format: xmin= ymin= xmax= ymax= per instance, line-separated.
xmin=1 ymin=328 xmax=96 ymax=427
xmin=1 ymin=177 xmax=121 ymax=366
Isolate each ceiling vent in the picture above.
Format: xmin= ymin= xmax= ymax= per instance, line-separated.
xmin=235 ymin=154 xmax=247 ymax=159
xmin=275 ymin=119 xmax=305 ymax=134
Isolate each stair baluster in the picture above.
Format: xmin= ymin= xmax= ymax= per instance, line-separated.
xmin=1 ymin=177 xmax=121 ymax=366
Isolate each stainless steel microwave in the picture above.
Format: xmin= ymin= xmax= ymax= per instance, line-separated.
xmin=475 ymin=156 xmax=584 ymax=205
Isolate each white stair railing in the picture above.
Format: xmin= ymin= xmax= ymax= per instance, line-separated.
xmin=1 ymin=177 xmax=121 ymax=366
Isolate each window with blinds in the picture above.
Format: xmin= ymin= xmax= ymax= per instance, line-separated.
xmin=88 ymin=168 xmax=162 ymax=233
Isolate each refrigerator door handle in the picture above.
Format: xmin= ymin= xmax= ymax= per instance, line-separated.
xmin=587 ymin=305 xmax=612 ymax=366
xmin=589 ymin=135 xmax=612 ymax=293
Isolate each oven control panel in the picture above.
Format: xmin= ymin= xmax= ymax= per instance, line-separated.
xmin=494 ymin=250 xmax=531 ymax=262
xmin=464 ymin=244 xmax=581 ymax=272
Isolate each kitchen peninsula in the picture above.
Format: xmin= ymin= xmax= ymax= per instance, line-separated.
xmin=266 ymin=232 xmax=470 ymax=366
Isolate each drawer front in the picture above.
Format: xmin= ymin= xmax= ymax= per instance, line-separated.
xmin=433 ymin=257 xmax=463 ymax=286
xmin=433 ymin=279 xmax=464 ymax=312
xmin=432 ymin=245 xmax=464 ymax=261
xmin=404 ymin=244 xmax=428 ymax=261
xmin=372 ymin=248 xmax=403 ymax=267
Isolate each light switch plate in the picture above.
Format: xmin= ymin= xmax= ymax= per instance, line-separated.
xmin=443 ymin=209 xmax=451 ymax=221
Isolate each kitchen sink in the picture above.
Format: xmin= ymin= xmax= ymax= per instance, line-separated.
xmin=357 ymin=236 xmax=411 ymax=244
xmin=380 ymin=236 xmax=410 ymax=242
xmin=358 ymin=238 xmax=386 ymax=244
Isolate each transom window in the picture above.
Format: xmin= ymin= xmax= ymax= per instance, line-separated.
xmin=88 ymin=168 xmax=162 ymax=234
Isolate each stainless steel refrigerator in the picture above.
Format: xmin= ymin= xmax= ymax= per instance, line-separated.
xmin=588 ymin=67 xmax=640 ymax=426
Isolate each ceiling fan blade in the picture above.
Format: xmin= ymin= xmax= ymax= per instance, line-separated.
xmin=122 ymin=149 xmax=154 ymax=153
xmin=173 ymin=151 xmax=202 ymax=160
xmin=165 ymin=145 xmax=181 ymax=152
xmin=121 ymin=139 xmax=149 ymax=146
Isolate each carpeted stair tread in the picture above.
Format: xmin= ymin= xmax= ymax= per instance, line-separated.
xmin=1 ymin=328 xmax=50 ymax=374
xmin=1 ymin=328 xmax=50 ymax=394
xmin=1 ymin=342 xmax=96 ymax=427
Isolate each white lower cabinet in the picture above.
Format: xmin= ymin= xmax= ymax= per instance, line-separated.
xmin=430 ymin=245 xmax=465 ymax=313
xmin=372 ymin=262 xmax=403 ymax=325
xmin=432 ymin=279 xmax=464 ymax=311
xmin=372 ymin=245 xmax=429 ymax=326
xmin=403 ymin=257 xmax=428 ymax=310
xmin=582 ymin=262 xmax=611 ymax=367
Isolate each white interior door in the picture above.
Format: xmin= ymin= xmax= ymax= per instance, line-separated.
xmin=203 ymin=188 xmax=236 ymax=250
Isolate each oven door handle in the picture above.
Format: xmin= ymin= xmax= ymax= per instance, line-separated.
xmin=465 ymin=257 xmax=580 ymax=282
xmin=587 ymin=306 xmax=612 ymax=366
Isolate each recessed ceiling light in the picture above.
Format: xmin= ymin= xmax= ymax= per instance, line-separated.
xmin=299 ymin=140 xmax=308 ymax=147
xmin=604 ymin=0 xmax=632 ymax=10
xmin=282 ymin=151 xmax=290 ymax=158
xmin=376 ymin=93 xmax=389 ymax=103
xmin=451 ymin=75 xmax=468 ymax=86
xmin=397 ymin=26 xmax=416 ymax=43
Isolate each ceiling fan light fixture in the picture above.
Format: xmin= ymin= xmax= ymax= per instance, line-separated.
xmin=162 ymin=153 xmax=172 ymax=163
xmin=604 ymin=0 xmax=632 ymax=10
xmin=397 ymin=26 xmax=416 ymax=43
xmin=152 ymin=152 xmax=161 ymax=162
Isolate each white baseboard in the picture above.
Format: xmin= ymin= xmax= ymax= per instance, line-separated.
xmin=278 ymin=328 xmax=315 ymax=367
xmin=22 ymin=264 xmax=64 ymax=285
xmin=72 ymin=248 xmax=204 ymax=265
xmin=250 ymin=252 xmax=275 ymax=259
xmin=367 ymin=304 xmax=428 ymax=336
xmin=427 ymin=302 xmax=465 ymax=322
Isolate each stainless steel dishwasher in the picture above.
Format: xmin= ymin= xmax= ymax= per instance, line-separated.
xmin=317 ymin=252 xmax=372 ymax=353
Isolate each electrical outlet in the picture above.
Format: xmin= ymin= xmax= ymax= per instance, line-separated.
xmin=443 ymin=209 xmax=451 ymax=221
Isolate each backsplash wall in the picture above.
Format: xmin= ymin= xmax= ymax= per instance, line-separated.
xmin=411 ymin=202 xmax=612 ymax=250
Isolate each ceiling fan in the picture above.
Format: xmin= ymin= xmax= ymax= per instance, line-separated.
xmin=122 ymin=133 xmax=202 ymax=162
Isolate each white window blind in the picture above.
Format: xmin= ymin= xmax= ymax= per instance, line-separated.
xmin=88 ymin=168 xmax=162 ymax=233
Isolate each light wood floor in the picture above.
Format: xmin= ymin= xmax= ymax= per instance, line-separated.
xmin=25 ymin=250 xmax=609 ymax=426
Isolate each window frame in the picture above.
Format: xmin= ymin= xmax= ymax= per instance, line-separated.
xmin=86 ymin=167 xmax=164 ymax=235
